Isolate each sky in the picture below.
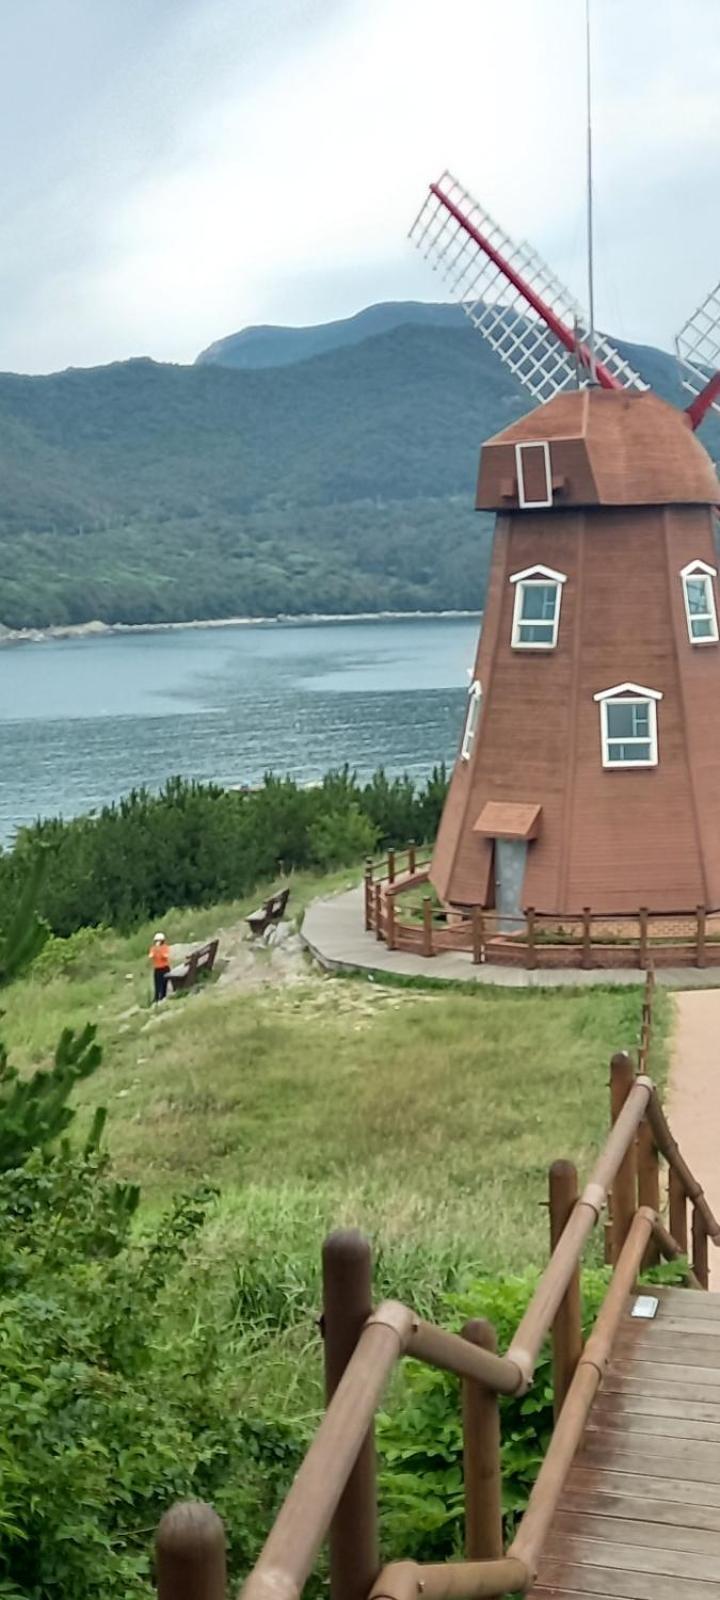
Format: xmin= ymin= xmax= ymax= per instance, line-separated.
xmin=0 ymin=0 xmax=718 ymax=374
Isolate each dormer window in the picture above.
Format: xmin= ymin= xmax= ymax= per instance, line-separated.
xmin=681 ymin=561 xmax=719 ymax=644
xmin=461 ymin=680 xmax=482 ymax=760
xmin=515 ymin=441 xmax=552 ymax=508
xmin=510 ymin=565 xmax=566 ymax=650
xmin=594 ymin=683 xmax=662 ymax=769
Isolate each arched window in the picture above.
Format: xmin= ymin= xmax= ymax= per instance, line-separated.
xmin=593 ymin=683 xmax=662 ymax=769
xmin=461 ymin=681 xmax=482 ymax=761
xmin=681 ymin=561 xmax=719 ymax=644
xmin=510 ymin=564 xmax=567 ymax=649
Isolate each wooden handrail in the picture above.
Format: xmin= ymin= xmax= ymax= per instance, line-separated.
xmin=408 ymin=1319 xmax=522 ymax=1395
xmin=506 ymin=1077 xmax=652 ymax=1386
xmin=241 ymin=1304 xmax=413 ymax=1600
xmin=646 ymin=1087 xmax=720 ymax=1241
xmin=369 ymin=1556 xmax=528 ymax=1600
xmin=509 ymin=1207 xmax=656 ymax=1584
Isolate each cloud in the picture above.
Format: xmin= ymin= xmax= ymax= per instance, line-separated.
xmin=0 ymin=0 xmax=718 ymax=372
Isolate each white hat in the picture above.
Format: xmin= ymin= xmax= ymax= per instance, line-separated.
xmin=153 ymin=931 xmax=166 ymax=943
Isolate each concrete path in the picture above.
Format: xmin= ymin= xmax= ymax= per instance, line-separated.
xmin=667 ymin=990 xmax=720 ymax=1286
xmin=302 ymin=886 xmax=720 ymax=989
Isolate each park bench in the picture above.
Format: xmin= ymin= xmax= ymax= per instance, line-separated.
xmin=167 ymin=938 xmax=219 ymax=994
xmin=246 ymin=887 xmax=290 ymax=937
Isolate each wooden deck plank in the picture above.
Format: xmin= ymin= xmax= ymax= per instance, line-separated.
xmin=586 ymin=1410 xmax=720 ymax=1443
xmin=607 ymin=1356 xmax=720 ymax=1388
xmin=578 ymin=1428 xmax=720 ymax=1475
xmin=552 ymin=1509 xmax=720 ymax=1557
xmin=559 ymin=1485 xmax=720 ymax=1533
xmin=651 ymin=1288 xmax=720 ymax=1319
xmin=542 ymin=1531 xmax=720 ymax=1582
xmin=530 ymin=1558 xmax=714 ymax=1597
xmin=614 ymin=1333 xmax=720 ymax=1366
xmin=591 ymin=1391 xmax=720 ymax=1425
xmin=566 ymin=1465 xmax=720 ymax=1511
xmin=577 ymin=1439 xmax=720 ymax=1483
xmin=602 ymin=1371 xmax=720 ymax=1404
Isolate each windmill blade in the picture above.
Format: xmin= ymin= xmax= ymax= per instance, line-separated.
xmin=409 ymin=171 xmax=648 ymax=406
xmin=675 ymin=280 xmax=720 ymax=428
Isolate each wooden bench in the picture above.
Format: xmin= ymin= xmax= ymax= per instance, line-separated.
xmin=246 ymin=887 xmax=290 ymax=937
xmin=167 ymin=938 xmax=219 ymax=993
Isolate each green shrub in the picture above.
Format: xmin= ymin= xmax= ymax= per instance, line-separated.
xmin=0 ymin=767 xmax=447 ymax=938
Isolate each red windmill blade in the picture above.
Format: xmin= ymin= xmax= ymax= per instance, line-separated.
xmin=409 ymin=170 xmax=649 ymax=404
xmin=675 ymin=279 xmax=720 ymax=429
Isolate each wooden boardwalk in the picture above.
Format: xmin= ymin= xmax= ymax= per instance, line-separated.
xmin=531 ymin=1285 xmax=720 ymax=1598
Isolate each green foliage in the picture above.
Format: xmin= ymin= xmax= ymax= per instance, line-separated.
xmin=0 ymin=1024 xmax=103 ymax=1175
xmin=0 ymin=767 xmax=447 ymax=937
xmin=0 ymin=850 xmax=50 ymax=983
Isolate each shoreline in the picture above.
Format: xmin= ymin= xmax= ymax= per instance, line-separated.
xmin=0 ymin=609 xmax=481 ymax=648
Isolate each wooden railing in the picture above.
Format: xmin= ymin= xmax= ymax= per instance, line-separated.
xmin=364 ymin=851 xmax=717 ymax=969
xmin=153 ymin=1032 xmax=720 ymax=1599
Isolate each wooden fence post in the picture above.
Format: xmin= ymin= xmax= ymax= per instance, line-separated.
xmin=408 ymin=840 xmax=416 ymax=875
xmin=386 ymin=893 xmax=396 ymax=952
xmin=637 ymin=1117 xmax=661 ymax=1267
xmin=422 ymin=895 xmax=434 ymax=958
xmin=581 ymin=908 xmax=592 ymax=971
xmin=387 ymin=849 xmax=395 ymax=886
xmin=548 ymin=1161 xmax=582 ymax=1420
xmin=322 ymin=1232 xmax=379 ymax=1600
xmin=610 ymin=1052 xmax=638 ymax=1262
xmin=374 ymin=884 xmax=383 ymax=942
xmin=692 ymin=1207 xmax=709 ymax=1290
xmin=669 ymin=1166 xmax=688 ymax=1254
xmin=364 ymin=861 xmax=373 ymax=932
xmin=472 ymin=906 xmax=484 ymax=966
xmin=638 ymin=907 xmax=649 ymax=971
xmin=461 ymin=1319 xmax=503 ymax=1560
xmin=697 ymin=905 xmax=707 ymax=969
xmin=526 ymin=908 xmax=536 ymax=971
xmin=155 ymin=1502 xmax=226 ymax=1600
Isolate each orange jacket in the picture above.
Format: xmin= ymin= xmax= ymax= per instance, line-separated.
xmin=149 ymin=942 xmax=170 ymax=970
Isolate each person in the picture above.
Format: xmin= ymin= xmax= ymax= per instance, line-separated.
xmin=149 ymin=931 xmax=171 ymax=1002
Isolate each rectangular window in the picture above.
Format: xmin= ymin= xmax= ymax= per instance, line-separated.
xmin=515 ymin=441 xmax=552 ymax=508
xmin=461 ymin=682 xmax=482 ymax=760
xmin=683 ymin=572 xmax=719 ymax=643
xmin=512 ymin=580 xmax=561 ymax=648
xmin=601 ymin=698 xmax=658 ymax=768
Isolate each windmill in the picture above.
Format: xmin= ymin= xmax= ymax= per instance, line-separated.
xmin=409 ymin=172 xmax=720 ymax=923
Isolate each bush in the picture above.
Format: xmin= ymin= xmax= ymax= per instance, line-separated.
xmin=0 ymin=767 xmax=447 ymax=938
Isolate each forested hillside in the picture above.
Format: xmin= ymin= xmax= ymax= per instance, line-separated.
xmin=0 ymin=305 xmax=715 ymax=629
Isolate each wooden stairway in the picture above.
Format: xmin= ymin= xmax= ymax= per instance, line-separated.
xmin=531 ymin=1285 xmax=720 ymax=1598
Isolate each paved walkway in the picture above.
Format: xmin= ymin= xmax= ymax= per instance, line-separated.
xmin=302 ymin=887 xmax=720 ymax=989
xmin=667 ymin=989 xmax=720 ymax=1287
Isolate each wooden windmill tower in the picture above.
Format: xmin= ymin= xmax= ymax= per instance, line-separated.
xmin=410 ymin=173 xmax=720 ymax=923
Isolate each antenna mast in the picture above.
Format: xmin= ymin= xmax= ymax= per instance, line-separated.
xmin=585 ymin=0 xmax=597 ymax=384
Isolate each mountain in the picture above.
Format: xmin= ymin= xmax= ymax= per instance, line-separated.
xmin=195 ymin=301 xmax=468 ymax=369
xmin=0 ymin=305 xmax=716 ymax=630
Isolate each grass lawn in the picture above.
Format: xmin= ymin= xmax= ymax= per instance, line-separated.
xmin=3 ymin=866 xmax=669 ymax=1282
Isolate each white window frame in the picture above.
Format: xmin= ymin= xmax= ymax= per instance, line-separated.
xmin=680 ymin=560 xmax=719 ymax=645
xmin=593 ymin=682 xmax=662 ymax=770
xmin=510 ymin=564 xmax=567 ymax=651
xmin=461 ymin=680 xmax=482 ymax=761
xmin=515 ymin=440 xmax=552 ymax=508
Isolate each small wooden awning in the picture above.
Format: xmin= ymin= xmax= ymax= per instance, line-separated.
xmin=473 ymin=801 xmax=542 ymax=841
